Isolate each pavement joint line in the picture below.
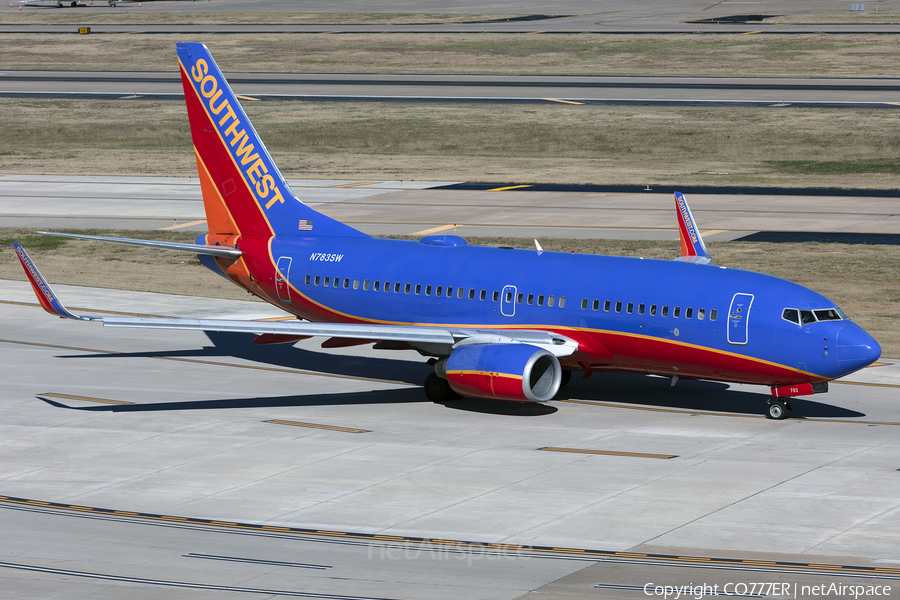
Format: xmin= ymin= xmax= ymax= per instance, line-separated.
xmin=264 ymin=419 xmax=371 ymax=434
xmin=0 ymin=337 xmax=414 ymax=387
xmin=538 ymin=446 xmax=677 ymax=459
xmin=559 ymin=398 xmax=900 ymax=425
xmin=0 ymin=560 xmax=390 ymax=600
xmin=39 ymin=392 xmax=133 ymax=405
xmin=1 ymin=495 xmax=899 ymax=578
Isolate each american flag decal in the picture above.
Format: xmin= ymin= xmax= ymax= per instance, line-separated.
xmin=298 ymin=219 xmax=314 ymax=231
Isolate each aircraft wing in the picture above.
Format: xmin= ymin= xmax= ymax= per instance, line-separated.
xmin=37 ymin=231 xmax=241 ymax=258
xmin=12 ymin=243 xmax=577 ymax=357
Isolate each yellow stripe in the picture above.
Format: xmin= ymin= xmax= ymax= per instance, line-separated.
xmin=538 ymin=446 xmax=677 ymax=459
xmin=544 ymin=98 xmax=585 ymax=105
xmin=833 ymin=380 xmax=900 ymax=389
xmin=741 ymin=31 xmax=762 ymax=34
xmin=39 ymin=392 xmax=133 ymax=406
xmin=700 ymin=229 xmax=729 ymax=237
xmin=447 ymin=369 xmax=523 ymax=380
xmin=410 ymin=224 xmax=457 ymax=236
xmin=487 ymin=185 xmax=533 ymax=191
xmin=330 ymin=181 xmax=380 ymax=188
xmin=264 ymin=419 xmax=370 ymax=433
xmin=158 ymin=219 xmax=207 ymax=231
xmin=234 ymin=95 xmax=259 ymax=101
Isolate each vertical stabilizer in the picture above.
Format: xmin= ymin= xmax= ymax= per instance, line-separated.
xmin=674 ymin=192 xmax=712 ymax=264
xmin=176 ymin=43 xmax=366 ymax=239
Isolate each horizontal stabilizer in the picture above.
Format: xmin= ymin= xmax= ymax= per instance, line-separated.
xmin=37 ymin=231 xmax=241 ymax=258
xmin=674 ymin=192 xmax=712 ymax=265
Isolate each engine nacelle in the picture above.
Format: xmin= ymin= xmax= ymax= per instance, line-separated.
xmin=441 ymin=343 xmax=562 ymax=402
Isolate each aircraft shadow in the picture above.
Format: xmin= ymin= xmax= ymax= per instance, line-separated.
xmin=561 ymin=372 xmax=865 ymax=419
xmin=38 ymin=386 xmax=426 ymax=412
xmin=439 ymin=399 xmax=558 ymax=416
xmin=60 ymin=331 xmax=432 ymax=385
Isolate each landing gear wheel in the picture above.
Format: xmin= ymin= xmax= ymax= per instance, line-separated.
xmin=424 ymin=373 xmax=451 ymax=402
xmin=767 ymin=399 xmax=792 ymax=420
xmin=560 ymin=370 xmax=572 ymax=387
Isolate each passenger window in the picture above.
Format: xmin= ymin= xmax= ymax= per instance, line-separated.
xmin=314 ymin=275 xmax=320 ymax=286
xmin=304 ymin=274 xmax=310 ymax=285
xmin=343 ymin=278 xmax=349 ymax=289
xmin=324 ymin=276 xmax=330 ymax=287
xmin=444 ymin=286 xmax=451 ymax=297
xmin=710 ymin=309 xmax=717 ymax=321
xmin=436 ymin=286 xmax=442 ymax=296
xmin=592 ymin=299 xmax=600 ymax=311
xmin=559 ymin=297 xmax=566 ymax=308
xmin=405 ymin=283 xmax=411 ymax=294
xmin=604 ymin=300 xmax=611 ymax=312
xmin=373 ymin=280 xmax=380 ymax=292
xmin=782 ymin=308 xmax=799 ymax=324
xmin=815 ymin=309 xmax=842 ymax=321
xmin=662 ymin=305 xmax=669 ymax=317
xmin=505 ymin=291 xmax=513 ymax=303
xmin=394 ymin=282 xmax=401 ymax=293
xmin=468 ymin=288 xmax=475 ymax=300
xmin=650 ymin=304 xmax=657 ymax=316
xmin=638 ymin=303 xmax=645 ymax=315
xmin=480 ymin=290 xmax=487 ymax=301
xmin=674 ymin=306 xmax=681 ymax=318
xmin=527 ymin=294 xmax=534 ymax=305
xmin=415 ymin=284 xmax=421 ymax=295
xmin=548 ymin=296 xmax=555 ymax=307
xmin=800 ymin=310 xmax=816 ymax=324
xmin=626 ymin=302 xmax=633 ymax=314
xmin=492 ymin=290 xmax=499 ymax=302
xmin=538 ymin=295 xmax=545 ymax=306
xmin=353 ymin=279 xmax=359 ymax=290
xmin=581 ymin=298 xmax=588 ymax=310
xmin=426 ymin=285 xmax=432 ymax=296
xmin=698 ymin=308 xmax=705 ymax=320
xmin=615 ymin=301 xmax=622 ymax=313
xmin=362 ymin=279 xmax=368 ymax=290
xmin=457 ymin=288 xmax=464 ymax=299
xmin=686 ymin=307 xmax=692 ymax=319
xmin=517 ymin=293 xmax=523 ymax=304
xmin=333 ymin=277 xmax=339 ymax=288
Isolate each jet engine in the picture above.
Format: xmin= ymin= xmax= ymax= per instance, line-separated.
xmin=438 ymin=343 xmax=562 ymax=402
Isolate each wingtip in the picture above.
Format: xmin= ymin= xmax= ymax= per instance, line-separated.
xmin=13 ymin=243 xmax=84 ymax=320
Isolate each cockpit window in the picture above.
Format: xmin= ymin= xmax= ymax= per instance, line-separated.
xmin=782 ymin=308 xmax=799 ymax=325
xmin=814 ymin=309 xmax=842 ymax=321
xmin=784 ymin=307 xmax=845 ymax=325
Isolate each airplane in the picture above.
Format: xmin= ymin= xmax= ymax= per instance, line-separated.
xmin=20 ymin=0 xmax=194 ymax=7
xmin=12 ymin=42 xmax=882 ymax=420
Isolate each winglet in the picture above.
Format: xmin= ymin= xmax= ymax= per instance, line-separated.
xmin=12 ymin=244 xmax=94 ymax=321
xmin=674 ymin=192 xmax=712 ymax=265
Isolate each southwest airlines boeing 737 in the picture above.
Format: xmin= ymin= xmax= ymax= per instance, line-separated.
xmin=13 ymin=43 xmax=882 ymax=420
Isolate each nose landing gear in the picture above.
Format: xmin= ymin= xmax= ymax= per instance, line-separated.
xmin=766 ymin=398 xmax=792 ymax=420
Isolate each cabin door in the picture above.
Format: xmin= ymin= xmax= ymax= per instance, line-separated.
xmin=276 ymin=256 xmax=292 ymax=303
xmin=501 ymin=285 xmax=517 ymax=317
xmin=727 ymin=293 xmax=753 ymax=345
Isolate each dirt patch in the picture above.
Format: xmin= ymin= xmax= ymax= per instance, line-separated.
xmin=1 ymin=32 xmax=899 ymax=78
xmin=3 ymin=229 xmax=897 ymax=357
xmin=3 ymin=99 xmax=900 ymax=189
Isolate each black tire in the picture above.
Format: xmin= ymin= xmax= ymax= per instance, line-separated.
xmin=560 ymin=370 xmax=572 ymax=387
xmin=767 ymin=399 xmax=790 ymax=420
xmin=424 ymin=373 xmax=451 ymax=402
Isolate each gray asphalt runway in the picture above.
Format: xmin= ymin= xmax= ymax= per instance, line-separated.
xmin=2 ymin=0 xmax=900 ymax=34
xmin=1 ymin=280 xmax=899 ymax=598
xmin=4 ymin=71 xmax=900 ymax=109
xmin=2 ymin=175 xmax=899 ymax=240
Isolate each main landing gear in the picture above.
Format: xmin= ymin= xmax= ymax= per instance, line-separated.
xmin=766 ymin=398 xmax=792 ymax=420
xmin=423 ymin=373 xmax=460 ymax=403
